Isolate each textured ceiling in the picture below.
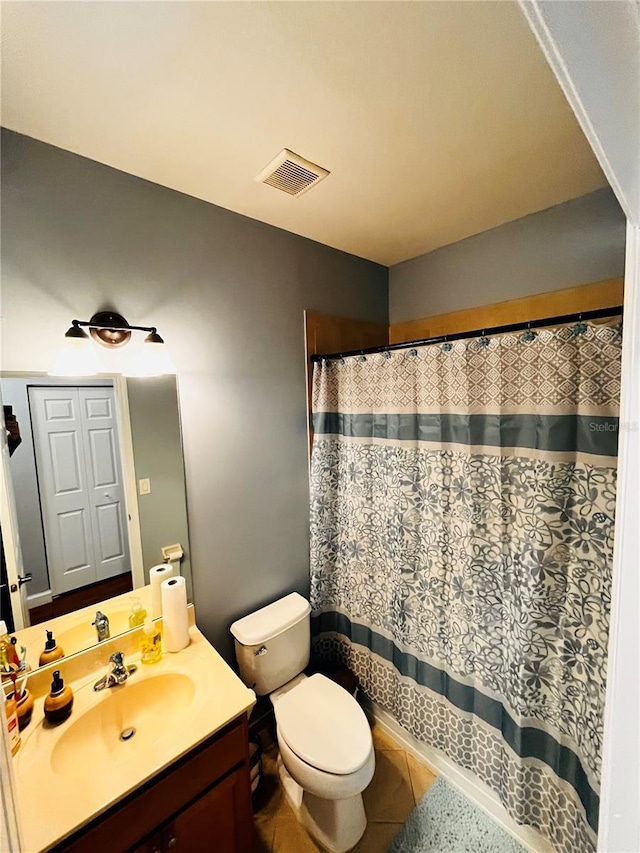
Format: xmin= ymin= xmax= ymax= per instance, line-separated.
xmin=1 ymin=1 xmax=606 ymax=265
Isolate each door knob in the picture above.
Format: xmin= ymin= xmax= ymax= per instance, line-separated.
xmin=18 ymin=574 xmax=32 ymax=587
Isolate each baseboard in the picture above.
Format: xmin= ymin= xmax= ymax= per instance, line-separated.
xmin=26 ymin=590 xmax=52 ymax=608
xmin=363 ymin=697 xmax=555 ymax=853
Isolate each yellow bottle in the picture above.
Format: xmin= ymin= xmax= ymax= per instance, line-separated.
xmin=141 ymin=619 xmax=162 ymax=664
xmin=128 ymin=598 xmax=148 ymax=629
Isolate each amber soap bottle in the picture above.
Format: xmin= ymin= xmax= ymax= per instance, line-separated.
xmin=39 ymin=630 xmax=64 ymax=667
xmin=44 ymin=670 xmax=74 ymax=724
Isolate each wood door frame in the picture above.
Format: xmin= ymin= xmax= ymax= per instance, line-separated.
xmin=113 ymin=376 xmax=145 ymax=590
xmin=0 ymin=384 xmax=29 ymax=631
xmin=304 ymin=310 xmax=388 ymax=457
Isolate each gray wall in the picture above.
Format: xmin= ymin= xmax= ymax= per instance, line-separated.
xmin=1 ymin=129 xmax=388 ymax=660
xmin=126 ymin=376 xmax=192 ymax=599
xmin=526 ymin=2 xmax=639 ymax=223
xmin=389 ymin=188 xmax=626 ymax=323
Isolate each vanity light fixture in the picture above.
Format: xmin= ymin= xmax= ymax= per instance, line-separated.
xmin=50 ymin=311 xmax=176 ymax=377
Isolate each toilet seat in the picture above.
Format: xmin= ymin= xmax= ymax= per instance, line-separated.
xmin=273 ymin=673 xmax=372 ymax=775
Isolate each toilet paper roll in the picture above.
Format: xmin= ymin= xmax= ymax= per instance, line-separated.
xmin=161 ymin=575 xmax=190 ymax=652
xmin=149 ymin=563 xmax=176 ymax=619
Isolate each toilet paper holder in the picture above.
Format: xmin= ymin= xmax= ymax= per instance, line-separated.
xmin=161 ymin=543 xmax=184 ymax=563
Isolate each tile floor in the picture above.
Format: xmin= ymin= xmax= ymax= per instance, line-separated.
xmin=253 ymin=722 xmax=437 ymax=853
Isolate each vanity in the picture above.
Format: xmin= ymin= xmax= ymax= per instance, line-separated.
xmin=1 ymin=374 xmax=257 ymax=851
xmin=13 ymin=619 xmax=256 ymax=852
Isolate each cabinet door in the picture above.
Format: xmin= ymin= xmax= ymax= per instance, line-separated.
xmin=129 ymin=832 xmax=163 ymax=853
xmin=162 ymin=768 xmax=253 ymax=853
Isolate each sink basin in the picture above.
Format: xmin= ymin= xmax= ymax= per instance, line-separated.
xmin=56 ymin=607 xmax=132 ymax=656
xmin=51 ymin=672 xmax=196 ymax=777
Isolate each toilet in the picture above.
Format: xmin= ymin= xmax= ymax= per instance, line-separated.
xmin=230 ymin=593 xmax=375 ymax=852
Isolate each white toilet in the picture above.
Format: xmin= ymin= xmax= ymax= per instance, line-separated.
xmin=230 ymin=593 xmax=375 ymax=852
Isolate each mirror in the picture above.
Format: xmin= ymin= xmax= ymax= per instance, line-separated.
xmin=1 ymin=373 xmax=191 ymax=671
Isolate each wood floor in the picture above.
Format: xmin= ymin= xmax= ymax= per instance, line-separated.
xmin=29 ymin=573 xmax=133 ymax=624
xmin=253 ymin=721 xmax=436 ymax=852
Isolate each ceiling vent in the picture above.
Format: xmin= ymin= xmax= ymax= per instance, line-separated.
xmin=256 ymin=149 xmax=329 ymax=198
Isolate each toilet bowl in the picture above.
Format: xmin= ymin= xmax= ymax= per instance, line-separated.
xmin=230 ymin=594 xmax=375 ymax=852
xmin=272 ymin=673 xmax=375 ymax=852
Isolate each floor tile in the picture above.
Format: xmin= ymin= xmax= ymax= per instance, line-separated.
xmin=253 ymin=718 xmax=436 ymax=851
xmin=252 ymin=818 xmax=274 ymax=853
xmin=371 ymin=723 xmax=403 ymax=752
xmin=272 ymin=814 xmax=325 ymax=852
xmin=406 ymin=751 xmax=437 ymax=804
xmin=362 ymin=749 xmax=415 ymax=824
xmin=351 ymin=821 xmax=403 ymax=853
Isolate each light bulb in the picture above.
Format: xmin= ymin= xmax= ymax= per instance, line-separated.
xmin=124 ymin=340 xmax=176 ymax=377
xmin=49 ymin=335 xmax=103 ymax=376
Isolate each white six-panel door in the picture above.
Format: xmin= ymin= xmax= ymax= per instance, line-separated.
xmin=28 ymin=386 xmax=130 ymax=595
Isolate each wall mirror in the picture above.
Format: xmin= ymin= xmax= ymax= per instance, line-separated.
xmin=1 ymin=372 xmax=192 ymax=671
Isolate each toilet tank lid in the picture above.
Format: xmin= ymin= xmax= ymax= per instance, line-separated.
xmin=230 ymin=593 xmax=311 ymax=646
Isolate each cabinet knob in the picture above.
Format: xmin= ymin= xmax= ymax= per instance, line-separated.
xmin=167 ymin=835 xmax=178 ymax=849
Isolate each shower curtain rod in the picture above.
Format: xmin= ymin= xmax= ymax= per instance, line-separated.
xmin=310 ymin=305 xmax=623 ymax=362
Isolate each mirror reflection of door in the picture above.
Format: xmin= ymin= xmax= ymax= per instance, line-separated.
xmin=29 ymin=386 xmax=130 ymax=595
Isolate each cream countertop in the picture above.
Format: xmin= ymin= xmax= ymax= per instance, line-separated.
xmin=14 ymin=624 xmax=256 ymax=852
xmin=11 ymin=585 xmax=155 ymax=673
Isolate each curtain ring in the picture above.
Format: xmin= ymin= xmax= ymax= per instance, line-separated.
xmin=521 ymin=321 xmax=536 ymax=343
xmin=572 ymin=314 xmax=588 ymax=336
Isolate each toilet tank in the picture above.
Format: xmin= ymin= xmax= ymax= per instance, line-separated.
xmin=230 ymin=593 xmax=311 ymax=696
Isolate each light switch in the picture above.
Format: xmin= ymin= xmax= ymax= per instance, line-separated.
xmin=138 ymin=478 xmax=151 ymax=495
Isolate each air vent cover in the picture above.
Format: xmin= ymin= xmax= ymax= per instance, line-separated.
xmin=256 ymin=149 xmax=329 ymax=197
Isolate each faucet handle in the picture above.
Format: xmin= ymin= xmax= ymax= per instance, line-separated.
xmin=109 ymin=651 xmax=125 ymax=671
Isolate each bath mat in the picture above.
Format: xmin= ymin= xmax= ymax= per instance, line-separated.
xmin=388 ymin=776 xmax=527 ymax=852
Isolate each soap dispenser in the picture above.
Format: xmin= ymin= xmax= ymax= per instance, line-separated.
xmin=39 ymin=630 xmax=65 ymax=667
xmin=128 ymin=597 xmax=148 ymax=629
xmin=140 ymin=619 xmax=162 ymax=664
xmin=44 ymin=670 xmax=74 ymax=724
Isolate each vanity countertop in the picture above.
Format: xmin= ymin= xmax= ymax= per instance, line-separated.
xmin=14 ymin=625 xmax=256 ymax=852
xmin=11 ymin=584 xmax=155 ymax=673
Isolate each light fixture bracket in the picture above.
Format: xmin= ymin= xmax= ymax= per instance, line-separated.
xmin=67 ymin=312 xmax=160 ymax=348
xmin=88 ymin=311 xmax=132 ymax=348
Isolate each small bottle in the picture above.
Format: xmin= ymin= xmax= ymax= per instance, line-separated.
xmin=0 ymin=620 xmax=17 ymax=679
xmin=39 ymin=630 xmax=65 ymax=667
xmin=44 ymin=670 xmax=74 ymax=725
xmin=140 ymin=619 xmax=162 ymax=664
xmin=3 ymin=689 xmax=21 ymax=755
xmin=128 ymin=598 xmax=148 ymax=629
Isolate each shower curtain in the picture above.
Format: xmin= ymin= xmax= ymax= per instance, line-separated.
xmin=309 ymin=320 xmax=621 ymax=853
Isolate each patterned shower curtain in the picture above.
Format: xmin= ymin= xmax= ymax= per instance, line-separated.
xmin=310 ymin=320 xmax=621 ymax=853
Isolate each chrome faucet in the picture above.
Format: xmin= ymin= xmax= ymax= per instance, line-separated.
xmin=93 ymin=651 xmax=137 ymax=691
xmin=92 ymin=610 xmax=110 ymax=642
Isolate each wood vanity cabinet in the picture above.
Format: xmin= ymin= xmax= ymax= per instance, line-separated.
xmin=56 ymin=715 xmax=254 ymax=853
